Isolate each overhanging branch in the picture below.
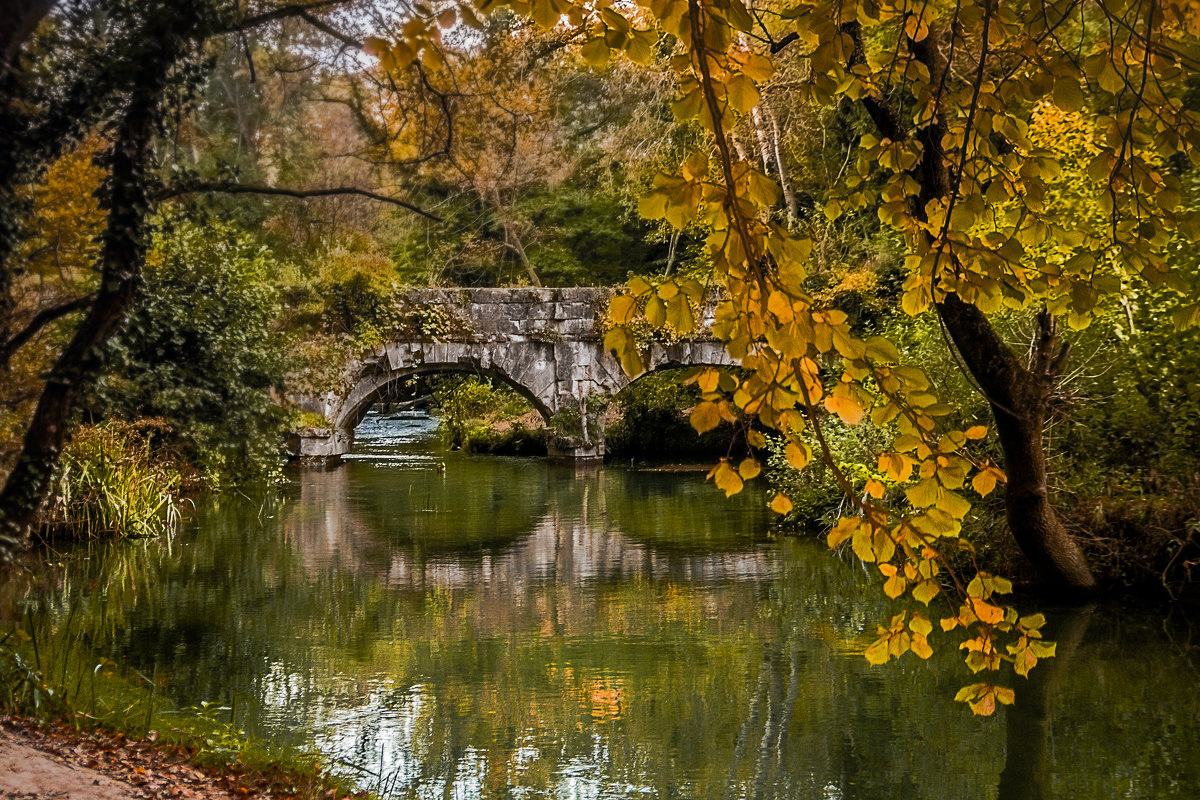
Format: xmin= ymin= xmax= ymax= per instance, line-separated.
xmin=0 ymin=293 xmax=94 ymax=368
xmin=236 ymin=1 xmax=364 ymax=50
xmin=159 ymin=182 xmax=441 ymax=221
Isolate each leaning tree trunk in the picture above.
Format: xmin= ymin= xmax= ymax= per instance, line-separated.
xmin=851 ymin=21 xmax=1100 ymax=593
xmin=0 ymin=23 xmax=183 ymax=556
xmin=937 ymin=296 xmax=1098 ymax=593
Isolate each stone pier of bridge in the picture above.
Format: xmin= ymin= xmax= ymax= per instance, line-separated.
xmin=288 ymin=287 xmax=729 ymax=461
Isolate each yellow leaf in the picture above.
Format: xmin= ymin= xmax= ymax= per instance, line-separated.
xmin=910 ymin=633 xmax=933 ymax=660
xmin=964 ymin=425 xmax=987 ymax=439
xmin=580 ymin=37 xmax=609 ymax=65
xmin=645 ymin=296 xmax=666 ymax=327
xmin=770 ymin=493 xmax=793 ymax=514
xmin=624 ymin=29 xmax=655 ymax=65
xmin=710 ymin=460 xmax=744 ymax=497
xmin=1029 ymin=640 xmax=1057 ymax=659
xmin=912 ymin=580 xmax=940 ymax=605
xmin=739 ymin=52 xmax=773 ymax=82
xmin=827 ymin=516 xmax=858 ymax=548
xmin=725 ymin=73 xmax=760 ymax=114
xmin=825 ymin=384 xmax=866 ymax=425
xmin=906 ymin=478 xmax=939 ymax=508
xmin=864 ymin=479 xmax=885 ymax=499
xmin=697 ymin=368 xmax=720 ymax=393
xmin=1053 ymin=77 xmax=1084 ymax=111
xmin=936 ymin=490 xmax=972 ymax=519
xmin=1019 ymin=613 xmax=1047 ymax=631
xmin=738 ymin=458 xmax=761 ymax=480
xmin=1013 ymin=645 xmax=1038 ymax=677
xmin=970 ymin=598 xmax=1005 ymax=625
xmin=785 ymin=440 xmax=811 ymax=471
xmin=972 ymin=469 xmax=998 ymax=497
xmin=878 ymin=452 xmax=913 ymax=482
xmin=666 ymin=293 xmax=695 ymax=334
xmin=864 ymin=636 xmax=891 ymax=665
xmin=608 ymin=294 xmax=637 ymax=324
xmin=970 ymin=689 xmax=996 ymax=716
xmin=603 ymin=326 xmax=644 ymax=377
xmin=690 ymin=401 xmax=722 ymax=434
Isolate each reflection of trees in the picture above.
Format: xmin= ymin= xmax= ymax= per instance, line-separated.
xmin=283 ymin=460 xmax=775 ymax=602
xmin=996 ymin=606 xmax=1095 ymax=800
xmin=26 ymin=451 xmax=1200 ymax=800
xmin=599 ymin=467 xmax=773 ymax=554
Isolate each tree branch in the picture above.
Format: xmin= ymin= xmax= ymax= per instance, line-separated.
xmin=0 ymin=294 xmax=94 ymax=368
xmin=236 ymin=2 xmax=363 ymax=50
xmin=159 ymin=182 xmax=441 ymax=221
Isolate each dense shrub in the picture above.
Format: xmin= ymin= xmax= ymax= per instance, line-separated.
xmin=604 ymin=371 xmax=741 ymax=462
xmin=95 ymin=222 xmax=289 ymax=487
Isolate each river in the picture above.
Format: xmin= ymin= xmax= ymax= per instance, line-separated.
xmin=14 ymin=412 xmax=1200 ymax=798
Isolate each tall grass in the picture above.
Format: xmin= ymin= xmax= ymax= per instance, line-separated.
xmin=43 ymin=420 xmax=183 ymax=539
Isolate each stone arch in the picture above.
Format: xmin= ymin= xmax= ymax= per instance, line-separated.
xmin=334 ymin=360 xmax=555 ymax=437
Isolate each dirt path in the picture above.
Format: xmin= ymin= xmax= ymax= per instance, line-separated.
xmin=0 ymin=716 xmax=356 ymax=799
xmin=0 ymin=726 xmax=142 ymax=799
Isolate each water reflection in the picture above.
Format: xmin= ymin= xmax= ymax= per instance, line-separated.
xmin=16 ymin=414 xmax=1200 ymax=799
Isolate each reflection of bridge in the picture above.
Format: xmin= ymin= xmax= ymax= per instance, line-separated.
xmin=290 ymin=287 xmax=730 ymax=460
xmin=286 ymin=466 xmax=773 ymax=599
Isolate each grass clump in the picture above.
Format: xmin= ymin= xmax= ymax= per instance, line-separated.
xmin=42 ymin=419 xmax=184 ymax=540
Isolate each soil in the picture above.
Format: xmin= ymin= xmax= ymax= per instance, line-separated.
xmin=0 ymin=716 xmax=359 ymax=799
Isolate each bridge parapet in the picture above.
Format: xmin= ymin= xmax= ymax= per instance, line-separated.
xmin=289 ymin=287 xmax=730 ymax=462
xmin=396 ymin=287 xmax=613 ymax=341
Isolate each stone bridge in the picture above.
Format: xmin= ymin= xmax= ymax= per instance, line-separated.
xmin=289 ymin=287 xmax=731 ymax=461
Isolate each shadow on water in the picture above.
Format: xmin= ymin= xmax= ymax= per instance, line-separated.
xmin=8 ymin=412 xmax=1200 ymax=799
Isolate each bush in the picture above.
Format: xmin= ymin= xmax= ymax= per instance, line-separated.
xmin=433 ymin=376 xmax=541 ymax=452
xmin=604 ymin=371 xmax=741 ymax=462
xmin=97 ymin=221 xmax=290 ymax=487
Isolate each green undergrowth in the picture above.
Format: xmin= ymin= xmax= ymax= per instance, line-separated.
xmin=40 ymin=420 xmax=188 ymax=541
xmin=604 ymin=371 xmax=741 ymax=462
xmin=434 ymin=376 xmax=547 ymax=455
xmin=0 ymin=607 xmax=373 ymax=798
xmin=457 ymin=423 xmax=547 ymax=455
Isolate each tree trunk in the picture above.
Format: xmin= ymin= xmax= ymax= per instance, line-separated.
xmin=937 ymin=296 xmax=1097 ymax=592
xmin=764 ymin=105 xmax=798 ymax=227
xmin=749 ymin=106 xmax=774 ymax=174
xmin=852 ymin=21 xmax=1099 ymax=593
xmin=0 ymin=42 xmax=168 ymax=555
xmin=500 ymin=217 xmax=542 ymax=287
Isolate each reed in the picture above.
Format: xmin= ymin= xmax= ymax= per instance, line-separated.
xmin=42 ymin=420 xmax=183 ymax=540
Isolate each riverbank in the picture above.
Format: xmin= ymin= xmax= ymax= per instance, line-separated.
xmin=0 ymin=713 xmax=370 ymax=799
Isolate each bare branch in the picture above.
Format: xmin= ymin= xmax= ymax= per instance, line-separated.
xmin=0 ymin=293 xmax=94 ymax=368
xmin=237 ymin=1 xmax=364 ymax=50
xmin=158 ymin=182 xmax=441 ymax=221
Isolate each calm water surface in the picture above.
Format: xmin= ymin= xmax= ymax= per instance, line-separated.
xmin=23 ymin=413 xmax=1200 ymax=798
